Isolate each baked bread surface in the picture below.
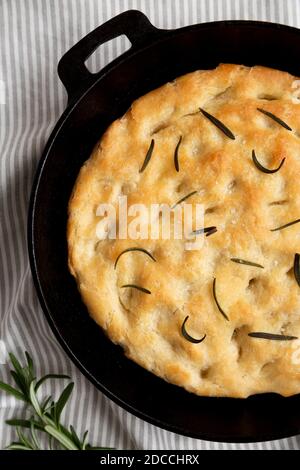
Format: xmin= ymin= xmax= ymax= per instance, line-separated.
xmin=68 ymin=64 xmax=300 ymax=398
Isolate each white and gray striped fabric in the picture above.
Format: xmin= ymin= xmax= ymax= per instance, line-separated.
xmin=1 ymin=0 xmax=300 ymax=450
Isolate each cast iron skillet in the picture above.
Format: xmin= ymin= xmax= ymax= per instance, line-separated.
xmin=28 ymin=10 xmax=300 ymax=442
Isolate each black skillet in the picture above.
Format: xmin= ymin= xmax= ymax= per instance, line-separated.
xmin=28 ymin=10 xmax=300 ymax=442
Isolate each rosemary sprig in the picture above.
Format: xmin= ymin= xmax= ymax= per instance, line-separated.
xmin=199 ymin=108 xmax=235 ymax=140
xmin=248 ymin=332 xmax=298 ymax=340
xmin=181 ymin=316 xmax=206 ymax=344
xmin=121 ymin=284 xmax=151 ymax=294
xmin=205 ymin=227 xmax=217 ymax=237
xmin=212 ymin=278 xmax=229 ymax=321
xmin=294 ymin=253 xmax=300 ymax=288
xmin=230 ymin=258 xmax=264 ymax=269
xmin=257 ymin=108 xmax=292 ymax=131
xmin=174 ymin=136 xmax=182 ymax=172
xmin=252 ymin=149 xmax=285 ymax=174
xmin=118 ymin=295 xmax=131 ymax=314
xmin=0 ymin=352 xmax=111 ymax=450
xmin=192 ymin=226 xmax=217 ymax=237
xmin=172 ymin=190 xmax=197 ymax=209
xmin=139 ymin=139 xmax=155 ymax=173
xmin=114 ymin=247 xmax=156 ymax=269
xmin=270 ymin=218 xmax=300 ymax=232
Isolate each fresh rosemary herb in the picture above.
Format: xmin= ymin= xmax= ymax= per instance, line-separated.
xmin=192 ymin=226 xmax=217 ymax=237
xmin=118 ymin=295 xmax=131 ymax=314
xmin=199 ymin=108 xmax=235 ymax=140
xmin=248 ymin=332 xmax=298 ymax=340
xmin=212 ymin=278 xmax=229 ymax=321
xmin=121 ymin=284 xmax=151 ymax=294
xmin=270 ymin=218 xmax=300 ymax=232
xmin=174 ymin=136 xmax=182 ymax=172
xmin=231 ymin=258 xmax=264 ymax=269
xmin=257 ymin=108 xmax=292 ymax=131
xmin=114 ymin=247 xmax=156 ymax=269
xmin=205 ymin=227 xmax=218 ymax=237
xmin=294 ymin=253 xmax=300 ymax=288
xmin=172 ymin=190 xmax=197 ymax=209
xmin=0 ymin=352 xmax=111 ymax=450
xmin=252 ymin=149 xmax=285 ymax=174
xmin=181 ymin=316 xmax=206 ymax=344
xmin=139 ymin=139 xmax=155 ymax=173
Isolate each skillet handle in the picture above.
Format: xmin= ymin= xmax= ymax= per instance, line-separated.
xmin=58 ymin=10 xmax=162 ymax=103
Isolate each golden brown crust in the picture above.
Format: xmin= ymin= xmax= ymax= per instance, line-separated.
xmin=68 ymin=64 xmax=300 ymax=398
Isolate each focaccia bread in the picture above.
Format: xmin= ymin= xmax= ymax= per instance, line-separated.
xmin=68 ymin=64 xmax=300 ymax=398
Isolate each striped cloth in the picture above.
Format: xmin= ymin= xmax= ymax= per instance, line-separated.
xmin=0 ymin=0 xmax=300 ymax=450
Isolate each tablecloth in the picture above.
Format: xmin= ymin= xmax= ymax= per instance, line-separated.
xmin=1 ymin=0 xmax=300 ymax=450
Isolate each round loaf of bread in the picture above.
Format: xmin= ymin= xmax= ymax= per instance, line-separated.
xmin=68 ymin=64 xmax=300 ymax=398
